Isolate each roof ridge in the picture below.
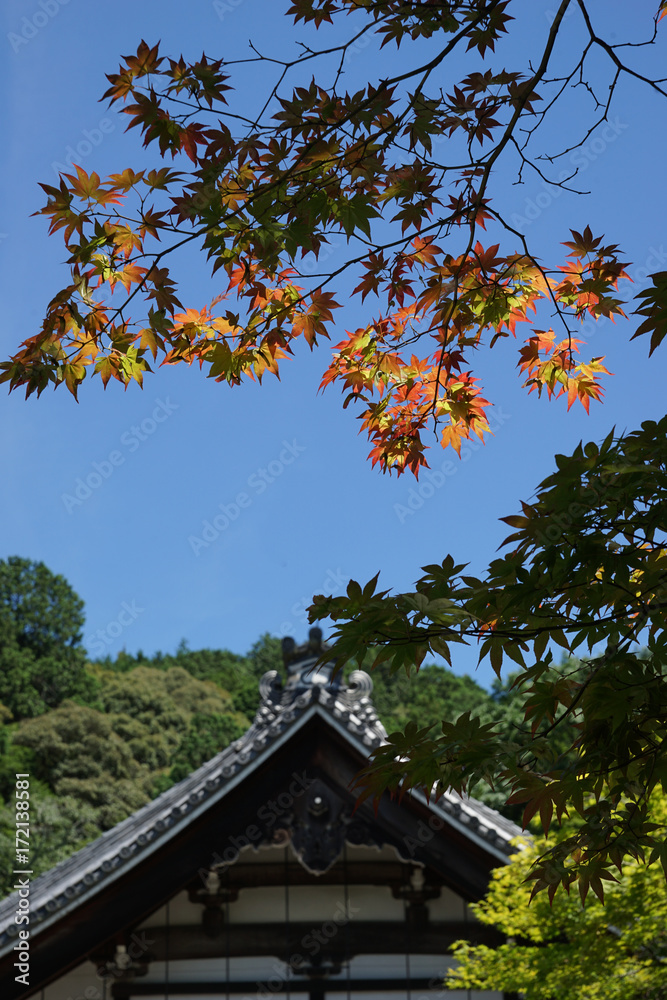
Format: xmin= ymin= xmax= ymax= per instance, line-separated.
xmin=0 ymin=645 xmax=522 ymax=956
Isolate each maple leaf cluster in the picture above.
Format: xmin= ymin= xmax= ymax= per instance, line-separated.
xmin=4 ymin=0 xmax=658 ymax=475
xmin=309 ymin=416 xmax=667 ymax=897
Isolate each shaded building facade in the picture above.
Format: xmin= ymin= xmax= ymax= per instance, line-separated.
xmin=0 ymin=631 xmax=520 ymax=1000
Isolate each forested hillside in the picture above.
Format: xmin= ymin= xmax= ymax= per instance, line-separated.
xmin=0 ymin=557 xmax=565 ymax=897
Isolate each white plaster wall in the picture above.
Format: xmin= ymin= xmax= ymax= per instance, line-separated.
xmin=138 ymin=891 xmax=202 ymax=929
xmin=29 ymin=841 xmax=492 ymax=1000
xmin=33 ymin=959 xmax=107 ymax=1000
xmin=228 ymin=883 xmax=403 ymax=924
xmin=35 ymin=955 xmax=501 ymax=1000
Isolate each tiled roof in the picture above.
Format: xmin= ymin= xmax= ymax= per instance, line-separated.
xmin=0 ymin=647 xmax=522 ymax=956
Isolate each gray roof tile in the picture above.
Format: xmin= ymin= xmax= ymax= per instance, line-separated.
xmin=0 ymin=657 xmax=522 ymax=954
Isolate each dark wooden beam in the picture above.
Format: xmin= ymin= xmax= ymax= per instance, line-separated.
xmin=113 ymin=978 xmax=446 ymax=997
xmin=0 ymin=715 xmax=504 ymax=1000
xmin=189 ymin=861 xmax=437 ymax=891
xmin=311 ymin=724 xmax=501 ymax=899
xmin=102 ymin=920 xmax=501 ymax=963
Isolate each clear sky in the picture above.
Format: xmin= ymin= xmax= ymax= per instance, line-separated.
xmin=2 ymin=0 xmax=666 ymax=687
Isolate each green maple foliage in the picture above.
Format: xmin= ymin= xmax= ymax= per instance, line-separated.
xmin=310 ymin=416 xmax=667 ymax=895
xmin=4 ymin=0 xmax=665 ymax=474
xmin=446 ymin=792 xmax=667 ymax=998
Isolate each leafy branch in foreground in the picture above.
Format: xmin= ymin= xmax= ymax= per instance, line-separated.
xmin=309 ymin=414 xmax=667 ymax=895
xmin=446 ymin=792 xmax=667 ymax=999
xmin=4 ymin=1 xmax=666 ymax=471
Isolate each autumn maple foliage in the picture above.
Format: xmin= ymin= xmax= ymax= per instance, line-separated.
xmin=5 ymin=0 xmax=667 ymax=896
xmin=4 ymin=0 xmax=659 ymax=476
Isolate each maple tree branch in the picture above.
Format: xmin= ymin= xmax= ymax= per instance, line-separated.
xmin=527 ymin=622 xmax=653 ymax=744
xmin=77 ymin=7 xmax=504 ymax=352
xmin=577 ymin=0 xmax=667 ymax=100
xmin=472 ymin=0 xmax=575 ymax=197
xmin=61 ymin=3 xmax=591 ymax=385
xmin=8 ymin=0 xmax=655 ymax=482
xmin=509 ymin=136 xmax=583 ymax=196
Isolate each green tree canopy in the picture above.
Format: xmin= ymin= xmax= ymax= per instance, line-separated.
xmin=0 ymin=556 xmax=84 ymax=655
xmin=0 ymin=557 xmax=95 ymax=718
xmin=10 ymin=663 xmax=251 ymax=823
xmin=167 ymin=712 xmax=247 ymax=784
xmin=13 ymin=702 xmax=156 ymax=825
xmin=447 ymin=792 xmax=667 ymax=999
xmin=0 ymin=795 xmax=100 ymax=898
xmin=100 ymin=634 xmax=282 ymax=717
xmin=367 ymin=660 xmax=492 ymax=736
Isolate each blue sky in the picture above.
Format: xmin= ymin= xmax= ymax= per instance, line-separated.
xmin=2 ymin=0 xmax=666 ymax=687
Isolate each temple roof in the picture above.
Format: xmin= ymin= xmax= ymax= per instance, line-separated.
xmin=0 ymin=630 xmax=522 ymax=958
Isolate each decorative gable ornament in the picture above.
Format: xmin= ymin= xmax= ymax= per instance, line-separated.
xmin=0 ymin=629 xmax=518 ymax=1000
